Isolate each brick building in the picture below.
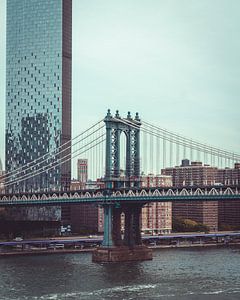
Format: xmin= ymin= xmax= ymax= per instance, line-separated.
xmin=162 ymin=159 xmax=218 ymax=186
xmin=140 ymin=174 xmax=172 ymax=234
xmin=162 ymin=159 xmax=219 ymax=231
xmin=217 ymin=163 xmax=240 ymax=228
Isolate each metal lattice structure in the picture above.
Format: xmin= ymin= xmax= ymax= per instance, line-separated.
xmin=104 ymin=109 xmax=141 ymax=189
xmin=0 ymin=186 xmax=239 ymax=206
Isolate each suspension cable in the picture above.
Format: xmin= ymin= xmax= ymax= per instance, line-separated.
xmin=5 ymin=135 xmax=105 ymax=188
xmin=115 ymin=117 xmax=240 ymax=163
xmin=2 ymin=119 xmax=104 ymax=179
xmin=143 ymin=121 xmax=240 ymax=161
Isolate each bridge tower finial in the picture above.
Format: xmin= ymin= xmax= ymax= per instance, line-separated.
xmin=106 ymin=109 xmax=112 ymax=119
xmin=115 ymin=110 xmax=120 ymax=118
xmin=135 ymin=112 xmax=140 ymax=121
xmin=127 ymin=111 xmax=132 ymax=119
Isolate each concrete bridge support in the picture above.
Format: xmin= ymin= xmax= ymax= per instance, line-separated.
xmin=92 ymin=204 xmax=152 ymax=263
xmin=123 ymin=205 xmax=142 ymax=247
xmin=102 ymin=205 xmax=114 ymax=247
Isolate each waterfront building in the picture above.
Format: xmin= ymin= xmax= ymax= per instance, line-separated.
xmin=141 ymin=174 xmax=172 ymax=234
xmin=217 ymin=163 xmax=240 ymax=186
xmin=6 ymin=0 xmax=72 ymax=193
xmin=5 ymin=0 xmax=72 ymax=227
xmin=217 ymin=163 xmax=240 ymax=229
xmin=161 ymin=160 xmax=218 ymax=187
xmin=162 ymin=160 xmax=218 ymax=231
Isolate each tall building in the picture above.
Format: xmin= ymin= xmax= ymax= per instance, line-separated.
xmin=5 ymin=0 xmax=72 ymax=229
xmin=5 ymin=0 xmax=72 ymax=193
xmin=77 ymin=159 xmax=88 ymax=184
xmin=217 ymin=163 xmax=240 ymax=228
xmin=141 ymin=174 xmax=172 ymax=234
xmin=162 ymin=160 xmax=218 ymax=231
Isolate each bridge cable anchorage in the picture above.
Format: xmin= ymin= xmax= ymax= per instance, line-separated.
xmin=4 ymin=131 xmax=105 ymax=188
xmin=2 ymin=119 xmax=104 ymax=181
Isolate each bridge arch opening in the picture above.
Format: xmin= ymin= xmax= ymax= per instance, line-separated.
xmin=119 ymin=131 xmax=127 ymax=185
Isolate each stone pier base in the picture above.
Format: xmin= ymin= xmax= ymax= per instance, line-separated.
xmin=92 ymin=246 xmax=153 ymax=263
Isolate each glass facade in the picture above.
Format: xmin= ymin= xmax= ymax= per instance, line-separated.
xmin=6 ymin=0 xmax=72 ymax=193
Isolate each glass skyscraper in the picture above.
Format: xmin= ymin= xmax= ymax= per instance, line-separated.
xmin=6 ymin=0 xmax=72 ymax=193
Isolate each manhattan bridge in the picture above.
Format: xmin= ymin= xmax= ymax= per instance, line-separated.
xmin=0 ymin=110 xmax=239 ymax=261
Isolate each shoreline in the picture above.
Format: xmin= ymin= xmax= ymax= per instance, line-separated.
xmin=150 ymin=242 xmax=240 ymax=249
xmin=0 ymin=242 xmax=239 ymax=258
xmin=0 ymin=248 xmax=95 ymax=257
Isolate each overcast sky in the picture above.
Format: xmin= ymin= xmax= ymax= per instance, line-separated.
xmin=0 ymin=0 xmax=240 ymax=171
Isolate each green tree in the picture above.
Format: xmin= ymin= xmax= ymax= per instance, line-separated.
xmin=173 ymin=217 xmax=209 ymax=233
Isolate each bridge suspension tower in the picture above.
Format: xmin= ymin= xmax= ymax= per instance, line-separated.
xmin=93 ymin=110 xmax=152 ymax=262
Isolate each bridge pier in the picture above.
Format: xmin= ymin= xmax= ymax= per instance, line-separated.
xmin=123 ymin=205 xmax=142 ymax=247
xmin=112 ymin=207 xmax=123 ymax=246
xmin=92 ymin=204 xmax=152 ymax=263
xmin=102 ymin=205 xmax=114 ymax=247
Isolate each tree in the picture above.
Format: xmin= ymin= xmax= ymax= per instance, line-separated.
xmin=173 ymin=217 xmax=209 ymax=233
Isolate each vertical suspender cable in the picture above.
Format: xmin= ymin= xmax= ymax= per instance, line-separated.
xmin=176 ymin=138 xmax=179 ymax=166
xmin=170 ymin=138 xmax=173 ymax=168
xmin=190 ymin=140 xmax=193 ymax=162
xmin=163 ymin=133 xmax=166 ymax=169
xmin=150 ymin=132 xmax=153 ymax=173
xmin=156 ymin=135 xmax=160 ymax=174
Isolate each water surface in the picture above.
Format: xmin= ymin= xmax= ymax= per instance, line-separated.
xmin=0 ymin=246 xmax=239 ymax=299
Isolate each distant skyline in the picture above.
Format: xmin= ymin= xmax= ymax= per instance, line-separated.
xmin=1 ymin=0 xmax=240 ymax=176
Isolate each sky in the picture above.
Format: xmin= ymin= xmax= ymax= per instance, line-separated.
xmin=0 ymin=0 xmax=240 ymax=173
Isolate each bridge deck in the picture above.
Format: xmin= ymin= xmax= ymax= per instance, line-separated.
xmin=0 ymin=186 xmax=239 ymax=206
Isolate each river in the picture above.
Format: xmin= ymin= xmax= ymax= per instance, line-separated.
xmin=0 ymin=246 xmax=239 ymax=300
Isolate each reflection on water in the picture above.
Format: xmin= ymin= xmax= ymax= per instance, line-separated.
xmin=0 ymin=247 xmax=240 ymax=300
xmin=100 ymin=261 xmax=144 ymax=283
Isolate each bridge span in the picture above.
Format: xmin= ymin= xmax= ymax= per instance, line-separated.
xmin=1 ymin=110 xmax=240 ymax=262
xmin=0 ymin=185 xmax=240 ymax=207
